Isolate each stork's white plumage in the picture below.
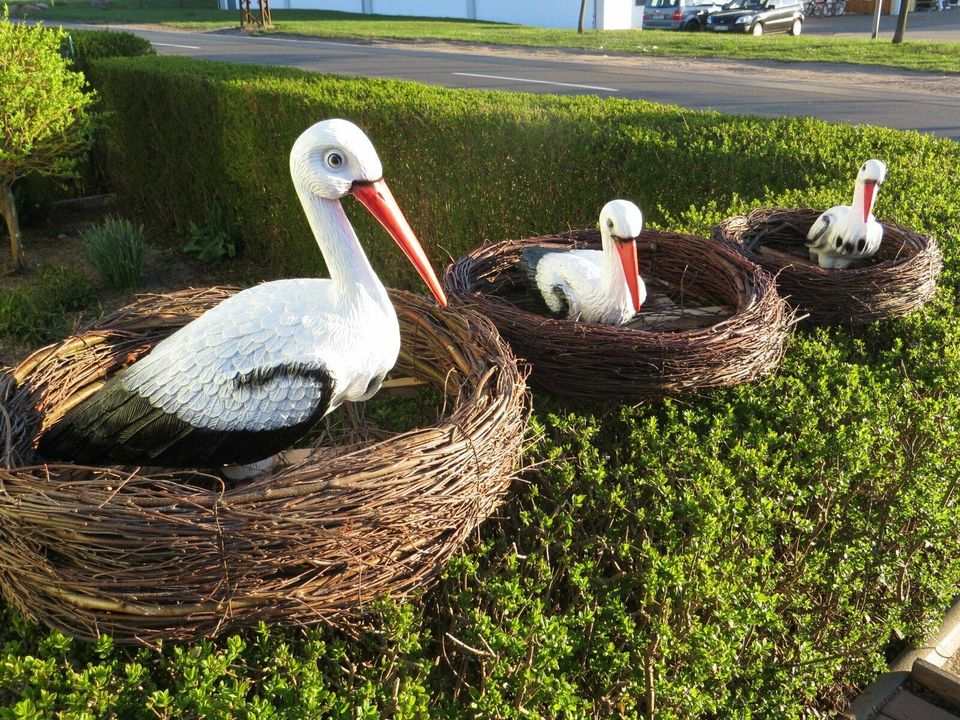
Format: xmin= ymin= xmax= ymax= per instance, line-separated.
xmin=37 ymin=118 xmax=447 ymax=469
xmin=522 ymin=199 xmax=647 ymax=326
xmin=806 ymin=159 xmax=886 ymax=269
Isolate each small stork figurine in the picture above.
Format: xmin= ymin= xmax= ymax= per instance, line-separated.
xmin=38 ymin=118 xmax=447 ymax=472
xmin=806 ymin=159 xmax=887 ymax=269
xmin=521 ymin=199 xmax=647 ymax=325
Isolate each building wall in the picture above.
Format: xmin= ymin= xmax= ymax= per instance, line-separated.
xmin=280 ymin=0 xmax=363 ymax=11
xmin=371 ymin=0 xmax=469 ymax=18
xmin=597 ymin=0 xmax=633 ymax=28
xmin=474 ymin=0 xmax=597 ymax=28
xmin=218 ymin=0 xmax=641 ymax=29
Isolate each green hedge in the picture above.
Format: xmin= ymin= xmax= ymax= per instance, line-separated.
xmin=1 ymin=55 xmax=959 ymax=719
xmin=64 ymin=29 xmax=154 ymax=77
xmin=84 ymin=56 xmax=960 ymax=290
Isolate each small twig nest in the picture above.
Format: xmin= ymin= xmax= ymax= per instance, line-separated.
xmin=712 ymin=208 xmax=943 ymax=325
xmin=443 ymin=228 xmax=795 ymax=399
xmin=0 ymin=288 xmax=529 ymax=644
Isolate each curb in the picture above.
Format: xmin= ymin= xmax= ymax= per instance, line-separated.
xmin=847 ymin=598 xmax=960 ymax=719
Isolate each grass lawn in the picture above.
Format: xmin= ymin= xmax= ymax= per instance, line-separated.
xmin=10 ymin=0 xmax=960 ymax=75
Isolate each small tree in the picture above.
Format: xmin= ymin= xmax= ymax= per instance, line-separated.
xmin=0 ymin=8 xmax=96 ymax=270
xmin=892 ymin=0 xmax=909 ymax=43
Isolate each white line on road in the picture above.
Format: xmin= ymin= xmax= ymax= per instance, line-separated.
xmin=152 ymin=42 xmax=201 ymax=49
xmin=453 ymin=72 xmax=618 ymax=92
xmin=258 ymin=36 xmax=373 ymax=48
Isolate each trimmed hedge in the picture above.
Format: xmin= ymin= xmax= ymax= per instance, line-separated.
xmin=83 ymin=56 xmax=960 ymax=290
xmin=64 ymin=29 xmax=154 ymax=77
xmin=1 ymin=55 xmax=959 ymax=719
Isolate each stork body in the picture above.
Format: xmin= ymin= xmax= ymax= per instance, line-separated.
xmin=806 ymin=159 xmax=886 ymax=270
xmin=522 ymin=200 xmax=647 ymax=326
xmin=37 ymin=119 xmax=447 ymax=468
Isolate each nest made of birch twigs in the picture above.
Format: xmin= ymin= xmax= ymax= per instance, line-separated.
xmin=0 ymin=287 xmax=529 ymax=644
xmin=443 ymin=228 xmax=795 ymax=400
xmin=711 ymin=208 xmax=942 ymax=325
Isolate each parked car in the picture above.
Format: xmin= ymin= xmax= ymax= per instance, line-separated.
xmin=642 ymin=0 xmax=727 ymax=31
xmin=705 ymin=0 xmax=804 ymax=35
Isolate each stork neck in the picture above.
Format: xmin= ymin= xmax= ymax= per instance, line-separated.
xmin=851 ymin=178 xmax=871 ymax=225
xmin=300 ymin=190 xmax=389 ymax=306
xmin=600 ymin=231 xmax=629 ymax=300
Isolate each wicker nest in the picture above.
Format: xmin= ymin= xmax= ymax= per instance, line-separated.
xmin=712 ymin=208 xmax=943 ymax=325
xmin=443 ymin=228 xmax=795 ymax=399
xmin=0 ymin=288 xmax=529 ymax=644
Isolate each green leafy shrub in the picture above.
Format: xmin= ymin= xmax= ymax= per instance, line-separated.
xmin=63 ymin=28 xmax=155 ymax=76
xmin=0 ymin=55 xmax=956 ymax=719
xmin=83 ymin=214 xmax=145 ymax=291
xmin=0 ymin=8 xmax=96 ymax=269
xmin=0 ymin=265 xmax=92 ymax=342
xmin=183 ymin=205 xmax=237 ymax=263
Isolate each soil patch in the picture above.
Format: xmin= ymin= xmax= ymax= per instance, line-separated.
xmin=0 ymin=200 xmax=263 ymax=367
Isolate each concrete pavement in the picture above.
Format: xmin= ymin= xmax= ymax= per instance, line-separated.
xmin=802 ymin=3 xmax=960 ymax=39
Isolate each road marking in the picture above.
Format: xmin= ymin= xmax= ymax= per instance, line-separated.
xmin=152 ymin=42 xmax=201 ymax=49
xmin=258 ymin=36 xmax=369 ymax=48
xmin=453 ymin=72 xmax=618 ymax=92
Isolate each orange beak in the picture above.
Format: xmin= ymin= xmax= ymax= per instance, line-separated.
xmin=351 ymin=179 xmax=447 ymax=307
xmin=862 ymin=181 xmax=876 ymax=224
xmin=615 ymin=239 xmax=643 ymax=313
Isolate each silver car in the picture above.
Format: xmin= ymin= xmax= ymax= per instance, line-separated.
xmin=642 ymin=0 xmax=726 ymax=30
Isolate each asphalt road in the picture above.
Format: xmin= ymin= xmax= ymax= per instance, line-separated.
xmin=70 ymin=23 xmax=960 ymax=141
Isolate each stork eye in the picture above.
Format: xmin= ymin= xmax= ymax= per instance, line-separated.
xmin=325 ymin=151 xmax=345 ymax=170
xmin=607 ymin=219 xmax=615 ymax=229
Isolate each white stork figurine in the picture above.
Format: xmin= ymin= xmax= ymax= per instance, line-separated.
xmin=806 ymin=159 xmax=887 ymax=269
xmin=38 ymin=118 xmax=447 ymax=471
xmin=521 ymin=199 xmax=646 ymax=325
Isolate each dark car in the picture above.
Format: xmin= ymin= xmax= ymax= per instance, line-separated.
xmin=642 ymin=0 xmax=727 ymax=30
xmin=705 ymin=0 xmax=804 ymax=35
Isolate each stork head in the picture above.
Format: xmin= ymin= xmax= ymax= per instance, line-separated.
xmin=855 ymin=158 xmax=887 ymax=224
xmin=600 ymin=199 xmax=644 ymax=313
xmin=290 ymin=119 xmax=447 ymax=307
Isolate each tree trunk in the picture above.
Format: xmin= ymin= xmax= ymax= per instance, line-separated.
xmin=578 ymin=0 xmax=588 ymax=32
xmin=0 ymin=184 xmax=26 ymax=271
xmin=892 ymin=0 xmax=909 ymax=43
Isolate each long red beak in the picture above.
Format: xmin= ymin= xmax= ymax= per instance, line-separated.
xmin=862 ymin=181 xmax=876 ymax=224
xmin=351 ymin=179 xmax=447 ymax=307
xmin=615 ymin=239 xmax=642 ymax=312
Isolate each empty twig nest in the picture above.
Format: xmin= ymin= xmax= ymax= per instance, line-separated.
xmin=443 ymin=228 xmax=795 ymax=399
xmin=0 ymin=288 xmax=529 ymax=644
xmin=712 ymin=208 xmax=942 ymax=325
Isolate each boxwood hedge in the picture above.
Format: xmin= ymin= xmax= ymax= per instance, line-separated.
xmin=1 ymin=56 xmax=959 ymax=719
xmin=64 ymin=29 xmax=155 ymax=77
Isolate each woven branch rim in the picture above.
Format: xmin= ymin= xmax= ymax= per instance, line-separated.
xmin=0 ymin=287 xmax=529 ymax=644
xmin=711 ymin=208 xmax=943 ymax=325
xmin=443 ymin=227 xmax=796 ymax=399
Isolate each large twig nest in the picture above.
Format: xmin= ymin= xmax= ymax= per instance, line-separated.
xmin=443 ymin=228 xmax=795 ymax=399
xmin=712 ymin=208 xmax=942 ymax=325
xmin=0 ymin=288 xmax=529 ymax=644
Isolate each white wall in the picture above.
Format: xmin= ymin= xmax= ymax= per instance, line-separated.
xmin=371 ymin=0 xmax=468 ymax=18
xmin=219 ymin=0 xmax=642 ymax=29
xmin=474 ymin=0 xmax=597 ymax=28
xmin=597 ymin=0 xmax=633 ymax=28
xmin=270 ymin=0 xmax=363 ymax=10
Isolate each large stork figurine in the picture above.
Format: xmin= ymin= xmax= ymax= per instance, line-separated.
xmin=521 ymin=199 xmax=646 ymax=325
xmin=38 ymin=119 xmax=447 ymax=471
xmin=806 ymin=159 xmax=887 ymax=269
